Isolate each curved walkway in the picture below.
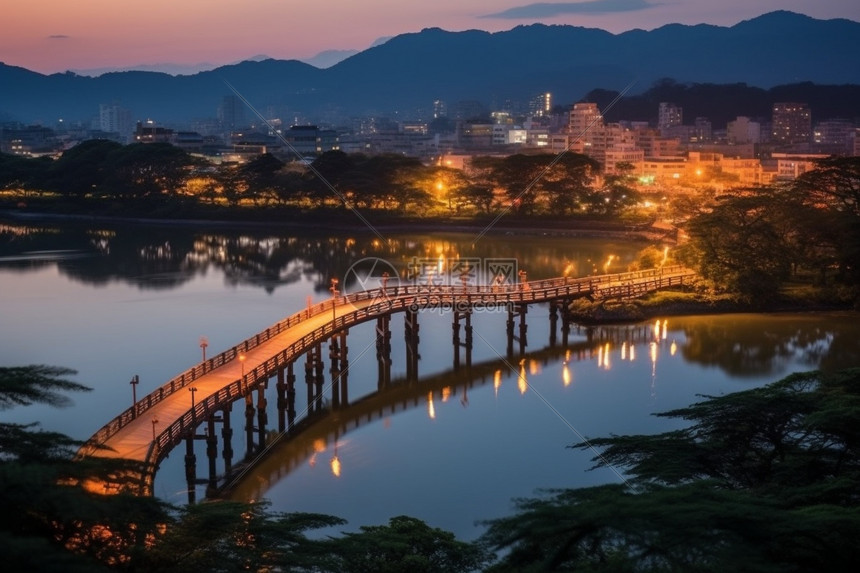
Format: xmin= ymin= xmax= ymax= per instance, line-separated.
xmin=79 ymin=265 xmax=695 ymax=493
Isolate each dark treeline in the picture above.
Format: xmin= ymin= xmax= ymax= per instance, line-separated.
xmin=0 ymin=143 xmax=640 ymax=219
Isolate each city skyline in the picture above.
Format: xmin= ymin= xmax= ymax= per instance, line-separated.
xmin=3 ymin=1 xmax=859 ymax=75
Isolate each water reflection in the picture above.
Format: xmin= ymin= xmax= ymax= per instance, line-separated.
xmin=0 ymin=220 xmax=643 ymax=294
xmin=677 ymin=314 xmax=860 ymax=376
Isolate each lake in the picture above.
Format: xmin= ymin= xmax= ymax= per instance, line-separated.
xmin=2 ymin=217 xmax=858 ymax=539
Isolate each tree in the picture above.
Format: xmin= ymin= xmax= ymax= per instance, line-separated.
xmin=0 ymin=365 xmax=170 ymax=571
xmin=139 ymin=501 xmax=344 ymax=572
xmin=680 ymin=187 xmax=798 ymax=299
xmin=325 ymin=515 xmax=490 ymax=573
xmin=480 ymin=368 xmax=860 ymax=572
xmin=239 ymin=153 xmax=284 ymax=205
xmin=49 ymin=140 xmax=125 ymax=198
xmin=105 ymin=143 xmax=192 ymax=199
xmin=793 ymin=156 xmax=860 ymax=286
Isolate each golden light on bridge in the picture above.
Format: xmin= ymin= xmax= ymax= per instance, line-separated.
xmin=604 ymin=254 xmax=616 ymax=273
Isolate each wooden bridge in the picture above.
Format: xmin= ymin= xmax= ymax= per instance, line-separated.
xmin=78 ymin=265 xmax=695 ymax=496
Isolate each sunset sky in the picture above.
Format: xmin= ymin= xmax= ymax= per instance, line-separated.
xmin=3 ymin=0 xmax=859 ymax=74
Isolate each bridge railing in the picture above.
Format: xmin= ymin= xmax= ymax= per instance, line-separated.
xmin=86 ymin=265 xmax=694 ymax=453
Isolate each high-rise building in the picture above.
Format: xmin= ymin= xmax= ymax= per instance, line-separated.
xmin=99 ymin=103 xmax=132 ymax=139
xmin=658 ymin=102 xmax=683 ymax=133
xmin=529 ymin=92 xmax=552 ymax=118
xmin=772 ymin=102 xmax=811 ymax=144
xmin=727 ymin=116 xmax=761 ymax=144
xmin=569 ymin=102 xmax=603 ymax=144
xmin=218 ymin=95 xmax=246 ymax=131
xmin=813 ymin=119 xmax=855 ymax=150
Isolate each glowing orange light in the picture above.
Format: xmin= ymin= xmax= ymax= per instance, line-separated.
xmin=562 ymin=363 xmax=571 ymax=387
xmin=427 ymin=391 xmax=436 ymax=420
xmin=518 ymin=361 xmax=528 ymax=395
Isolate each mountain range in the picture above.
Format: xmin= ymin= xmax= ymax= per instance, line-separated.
xmin=1 ymin=11 xmax=858 ymax=126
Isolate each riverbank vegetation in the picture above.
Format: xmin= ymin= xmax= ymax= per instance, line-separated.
xmin=4 ymin=364 xmax=860 ymax=571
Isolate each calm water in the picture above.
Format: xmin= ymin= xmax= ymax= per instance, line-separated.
xmin=2 ymin=218 xmax=859 ymax=539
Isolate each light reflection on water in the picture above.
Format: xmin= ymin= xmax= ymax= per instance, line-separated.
xmin=1 ymin=220 xmax=859 ymax=539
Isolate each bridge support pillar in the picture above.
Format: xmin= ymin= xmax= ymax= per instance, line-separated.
xmin=506 ymin=303 xmax=528 ymax=358
xmin=286 ymin=363 xmax=296 ymax=428
xmin=314 ymin=343 xmax=325 ymax=411
xmin=256 ymin=382 xmax=267 ymax=449
xmin=405 ymin=309 xmax=420 ymax=382
xmin=330 ymin=330 xmax=349 ymax=408
xmin=305 ymin=350 xmax=315 ymax=412
xmin=549 ymin=302 xmax=558 ymax=347
xmin=452 ymin=310 xmax=473 ymax=370
xmin=276 ymin=368 xmax=286 ymax=433
xmin=244 ymin=390 xmax=255 ymax=457
xmin=376 ymin=315 xmax=392 ymax=389
xmin=561 ymin=302 xmax=572 ymax=346
xmin=184 ymin=434 xmax=197 ymax=504
xmin=221 ymin=407 xmax=233 ymax=477
xmin=205 ymin=415 xmax=218 ymax=497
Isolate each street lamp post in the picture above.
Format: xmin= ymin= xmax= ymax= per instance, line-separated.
xmin=239 ymin=354 xmax=246 ymax=392
xmin=130 ymin=375 xmax=139 ymax=415
xmin=199 ymin=336 xmax=208 ymax=362
xmin=151 ymin=418 xmax=158 ymax=442
xmin=188 ymin=386 xmax=197 ymax=422
xmin=329 ymin=278 xmax=340 ymax=322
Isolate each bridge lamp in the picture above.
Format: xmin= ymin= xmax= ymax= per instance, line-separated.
xmin=151 ymin=418 xmax=159 ymax=442
xmin=130 ymin=374 xmax=139 ymax=408
xmin=199 ymin=336 xmax=208 ymax=362
xmin=329 ymin=278 xmax=340 ymax=321
xmin=188 ymin=386 xmax=198 ymax=419
xmin=239 ymin=354 xmax=246 ymax=390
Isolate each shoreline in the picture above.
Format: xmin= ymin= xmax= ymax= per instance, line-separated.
xmin=0 ymin=209 xmax=676 ymax=242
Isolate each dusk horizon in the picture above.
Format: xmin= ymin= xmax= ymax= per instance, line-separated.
xmin=4 ymin=2 xmax=859 ymax=75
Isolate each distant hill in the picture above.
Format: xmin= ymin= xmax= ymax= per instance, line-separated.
xmin=585 ymin=80 xmax=860 ymax=127
xmin=1 ymin=10 xmax=858 ymax=125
